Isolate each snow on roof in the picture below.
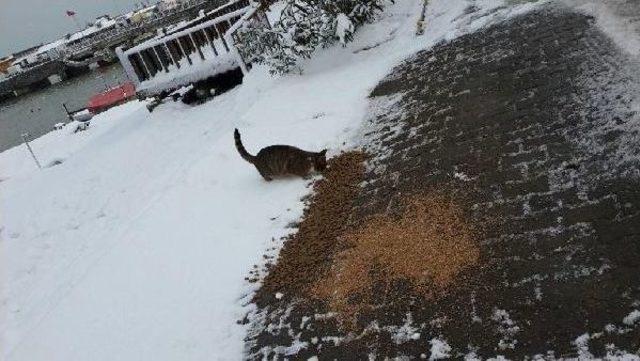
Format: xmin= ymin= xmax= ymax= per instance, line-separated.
xmin=13 ymin=52 xmax=40 ymax=65
xmin=133 ymin=5 xmax=158 ymax=15
xmin=66 ymin=18 xmax=117 ymax=43
xmin=11 ymin=17 xmax=117 ymax=65
xmin=36 ymin=39 xmax=67 ymax=54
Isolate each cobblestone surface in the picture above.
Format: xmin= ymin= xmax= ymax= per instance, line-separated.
xmin=246 ymin=5 xmax=640 ymax=359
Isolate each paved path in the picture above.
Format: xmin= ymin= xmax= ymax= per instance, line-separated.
xmin=248 ymin=3 xmax=640 ymax=359
xmin=358 ymin=4 xmax=640 ymax=357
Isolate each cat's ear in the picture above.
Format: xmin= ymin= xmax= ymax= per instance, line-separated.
xmin=319 ymin=149 xmax=328 ymax=157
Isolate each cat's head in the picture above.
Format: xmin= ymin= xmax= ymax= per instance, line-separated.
xmin=313 ymin=149 xmax=328 ymax=171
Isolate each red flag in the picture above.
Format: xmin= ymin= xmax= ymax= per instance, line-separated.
xmin=66 ymin=10 xmax=76 ymax=16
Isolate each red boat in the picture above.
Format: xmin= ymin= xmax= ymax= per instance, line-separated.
xmin=87 ymin=82 xmax=136 ymax=113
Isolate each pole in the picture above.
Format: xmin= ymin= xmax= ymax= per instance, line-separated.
xmin=21 ymin=133 xmax=42 ymax=169
xmin=62 ymin=103 xmax=73 ymax=121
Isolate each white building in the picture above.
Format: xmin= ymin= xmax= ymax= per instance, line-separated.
xmin=158 ymin=0 xmax=182 ymax=12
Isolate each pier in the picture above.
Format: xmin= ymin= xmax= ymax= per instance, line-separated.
xmin=0 ymin=0 xmax=228 ymax=100
xmin=0 ymin=60 xmax=66 ymax=97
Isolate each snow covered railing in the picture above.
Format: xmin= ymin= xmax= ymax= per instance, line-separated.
xmin=116 ymin=0 xmax=265 ymax=96
xmin=224 ymin=2 xmax=270 ymax=74
xmin=162 ymin=0 xmax=252 ymax=37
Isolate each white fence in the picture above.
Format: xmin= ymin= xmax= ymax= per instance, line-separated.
xmin=116 ymin=0 xmax=264 ymax=95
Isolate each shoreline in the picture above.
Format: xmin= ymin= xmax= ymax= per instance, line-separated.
xmin=0 ymin=64 xmax=128 ymax=152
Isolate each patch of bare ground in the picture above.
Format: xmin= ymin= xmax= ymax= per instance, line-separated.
xmin=253 ymin=151 xmax=368 ymax=306
xmin=313 ymin=193 xmax=480 ymax=326
xmin=252 ymin=148 xmax=481 ymax=330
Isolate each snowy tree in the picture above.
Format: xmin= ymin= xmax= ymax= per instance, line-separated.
xmin=237 ymin=0 xmax=391 ymax=74
xmin=335 ymin=13 xmax=355 ymax=44
xmin=235 ymin=18 xmax=302 ymax=74
xmin=322 ymin=0 xmax=387 ymax=43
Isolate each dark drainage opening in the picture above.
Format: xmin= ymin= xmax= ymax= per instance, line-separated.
xmin=181 ymin=67 xmax=244 ymax=105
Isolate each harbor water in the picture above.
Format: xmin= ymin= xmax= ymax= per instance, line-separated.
xmin=0 ymin=65 xmax=129 ymax=152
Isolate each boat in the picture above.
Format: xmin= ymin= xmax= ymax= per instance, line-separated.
xmin=87 ymin=81 xmax=136 ymax=113
xmin=71 ymin=109 xmax=93 ymax=122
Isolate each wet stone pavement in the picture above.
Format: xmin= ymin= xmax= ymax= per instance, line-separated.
xmin=247 ymin=4 xmax=640 ymax=359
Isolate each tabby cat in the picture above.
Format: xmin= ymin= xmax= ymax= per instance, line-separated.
xmin=234 ymin=128 xmax=327 ymax=181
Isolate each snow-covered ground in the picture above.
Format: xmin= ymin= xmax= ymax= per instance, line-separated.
xmin=1 ymin=0 xmax=548 ymax=360
xmin=565 ymin=0 xmax=640 ymax=57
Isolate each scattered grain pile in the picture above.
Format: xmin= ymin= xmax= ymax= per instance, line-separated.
xmin=255 ymin=151 xmax=367 ymax=305
xmin=313 ymin=193 xmax=480 ymax=322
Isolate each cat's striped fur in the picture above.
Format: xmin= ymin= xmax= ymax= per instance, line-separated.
xmin=234 ymin=129 xmax=327 ymax=181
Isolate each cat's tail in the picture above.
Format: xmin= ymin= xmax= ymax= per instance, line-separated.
xmin=234 ymin=128 xmax=256 ymax=164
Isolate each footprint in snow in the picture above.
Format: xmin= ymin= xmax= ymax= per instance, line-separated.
xmin=46 ymin=158 xmax=65 ymax=168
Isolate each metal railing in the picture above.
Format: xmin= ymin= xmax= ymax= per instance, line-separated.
xmin=65 ymin=0 xmax=216 ymax=57
xmin=116 ymin=0 xmax=257 ymax=91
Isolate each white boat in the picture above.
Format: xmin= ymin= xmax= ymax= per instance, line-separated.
xmin=72 ymin=109 xmax=93 ymax=122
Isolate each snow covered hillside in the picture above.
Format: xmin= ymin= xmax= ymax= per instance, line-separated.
xmin=1 ymin=0 xmax=544 ymax=360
